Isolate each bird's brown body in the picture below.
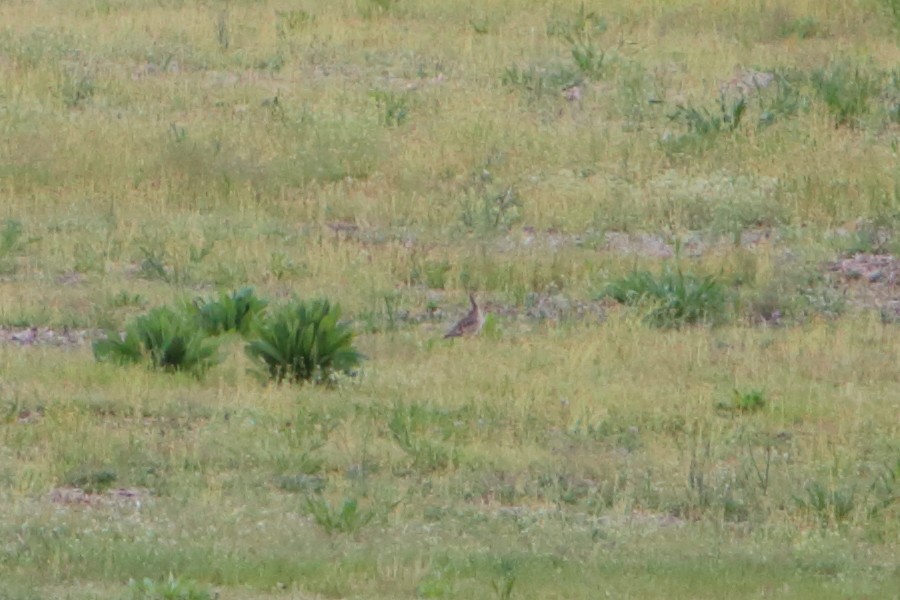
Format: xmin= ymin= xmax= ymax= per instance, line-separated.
xmin=444 ymin=294 xmax=485 ymax=338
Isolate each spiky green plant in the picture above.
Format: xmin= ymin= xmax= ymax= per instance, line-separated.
xmin=811 ymin=62 xmax=878 ymax=127
xmin=245 ymin=299 xmax=363 ymax=384
xmin=93 ymin=306 xmax=220 ymax=375
xmin=604 ymin=266 xmax=729 ymax=328
xmin=190 ymin=287 xmax=268 ymax=336
xmin=304 ymin=496 xmax=375 ymax=535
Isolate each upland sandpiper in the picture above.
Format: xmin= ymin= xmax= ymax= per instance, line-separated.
xmin=444 ymin=293 xmax=485 ymax=338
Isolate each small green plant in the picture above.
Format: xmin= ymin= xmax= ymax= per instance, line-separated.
xmin=501 ymin=64 xmax=581 ymax=99
xmin=546 ymin=3 xmax=607 ymax=41
xmin=811 ymin=63 xmax=879 ymax=127
xmin=64 ymin=467 xmax=117 ymax=493
xmin=459 ymin=185 xmax=524 ymax=232
xmin=275 ymin=9 xmax=313 ymax=39
xmin=276 ymin=474 xmax=326 ymax=494
xmin=778 ymin=16 xmax=820 ymax=39
xmin=189 ymin=287 xmax=267 ymax=336
xmin=757 ymin=73 xmax=809 ymax=127
xmin=491 ymin=558 xmax=518 ymax=600
xmin=717 ymin=389 xmax=767 ymax=414
xmin=358 ymin=0 xmax=397 ymax=19
xmin=0 ymin=219 xmax=25 ymax=254
xmin=470 ymin=18 xmax=489 ymax=34
xmin=410 ymin=259 xmax=451 ymax=289
xmin=268 ymin=252 xmax=306 ymax=280
xmin=739 ymin=430 xmax=780 ymax=496
xmin=382 ymin=292 xmax=402 ymax=331
xmin=669 ymin=94 xmax=746 ymax=137
xmin=93 ymin=307 xmax=220 ymax=375
xmin=370 ymin=90 xmax=410 ymax=126
xmin=0 ymin=219 xmax=26 ymax=274
xmin=795 ymin=480 xmax=857 ymax=526
xmin=570 ymin=39 xmax=606 ymax=79
xmin=604 ymin=266 xmax=729 ymax=328
xmin=138 ymin=246 xmax=171 ymax=282
xmin=245 ymin=299 xmax=363 ymax=384
xmin=868 ymin=457 xmax=900 ymax=517
xmin=546 ymin=4 xmax=608 ymax=80
xmin=215 ymin=10 xmax=229 ymax=50
xmin=388 ymin=403 xmax=457 ymax=473
xmin=877 ymin=0 xmax=900 ymax=32
xmin=59 ymin=65 xmax=95 ymax=109
xmin=886 ymin=70 xmax=900 ymax=124
xmin=481 ymin=313 xmax=501 ymax=339
xmin=305 ymin=496 xmax=375 ymax=535
xmin=128 ymin=575 xmax=214 ymax=600
xmin=109 ymin=290 xmax=146 ymax=308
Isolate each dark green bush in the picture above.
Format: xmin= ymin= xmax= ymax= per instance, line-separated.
xmin=190 ymin=287 xmax=267 ymax=336
xmin=245 ymin=299 xmax=363 ymax=384
xmin=93 ymin=306 xmax=220 ymax=375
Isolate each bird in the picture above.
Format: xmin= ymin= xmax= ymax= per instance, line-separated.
xmin=444 ymin=293 xmax=485 ymax=338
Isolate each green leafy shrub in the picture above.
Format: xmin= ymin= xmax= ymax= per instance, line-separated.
xmin=93 ymin=307 xmax=220 ymax=375
xmin=245 ymin=299 xmax=363 ymax=384
xmin=190 ymin=287 xmax=267 ymax=336
xmin=604 ymin=266 xmax=729 ymax=328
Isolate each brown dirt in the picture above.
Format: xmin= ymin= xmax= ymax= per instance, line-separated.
xmin=827 ymin=253 xmax=900 ymax=320
xmin=0 ymin=326 xmax=93 ymax=347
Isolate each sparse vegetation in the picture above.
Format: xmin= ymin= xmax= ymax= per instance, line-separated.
xmin=2 ymin=0 xmax=900 ymax=598
xmin=128 ymin=576 xmax=215 ymax=600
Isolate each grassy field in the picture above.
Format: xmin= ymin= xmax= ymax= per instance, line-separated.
xmin=1 ymin=1 xmax=899 ymax=598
